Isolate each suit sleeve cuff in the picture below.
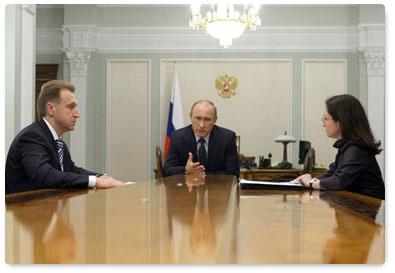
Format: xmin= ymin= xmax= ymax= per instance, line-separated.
xmin=88 ymin=176 xmax=97 ymax=188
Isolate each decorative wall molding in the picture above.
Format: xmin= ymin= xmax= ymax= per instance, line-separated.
xmin=362 ymin=49 xmax=385 ymax=76
xmin=62 ymin=25 xmax=96 ymax=77
xmin=20 ymin=4 xmax=36 ymax=15
xmin=358 ymin=24 xmax=385 ymax=76
xmin=358 ymin=24 xmax=385 ymax=49
xmin=35 ymin=4 xmax=64 ymax=9
xmin=62 ymin=25 xmax=97 ymax=50
xmin=38 ymin=25 xmax=364 ymax=53
xmin=64 ymin=51 xmax=92 ymax=77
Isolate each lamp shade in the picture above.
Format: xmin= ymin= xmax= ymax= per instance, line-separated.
xmin=275 ymin=131 xmax=296 ymax=143
xmin=274 ymin=131 xmax=296 ymax=169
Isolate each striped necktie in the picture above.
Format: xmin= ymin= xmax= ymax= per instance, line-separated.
xmin=55 ymin=139 xmax=64 ymax=171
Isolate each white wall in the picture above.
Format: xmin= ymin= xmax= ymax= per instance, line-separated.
xmin=303 ymin=60 xmax=347 ymax=166
xmin=107 ymin=60 xmax=150 ymax=182
xmin=162 ymin=60 xmax=292 ymax=164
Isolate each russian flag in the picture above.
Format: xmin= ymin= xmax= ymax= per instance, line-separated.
xmin=164 ymin=67 xmax=184 ymax=159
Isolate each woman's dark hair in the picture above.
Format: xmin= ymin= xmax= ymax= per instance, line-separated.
xmin=326 ymin=94 xmax=381 ymax=154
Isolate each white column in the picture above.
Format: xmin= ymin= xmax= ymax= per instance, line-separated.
xmin=359 ymin=25 xmax=385 ymax=173
xmin=62 ymin=25 xmax=96 ymax=167
xmin=15 ymin=5 xmax=36 ymax=132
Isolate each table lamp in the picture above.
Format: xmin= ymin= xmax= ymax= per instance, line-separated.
xmin=275 ymin=131 xmax=296 ymax=169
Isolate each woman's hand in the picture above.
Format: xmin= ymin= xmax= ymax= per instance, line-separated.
xmin=295 ymin=173 xmax=320 ymax=190
xmin=295 ymin=173 xmax=313 ymax=188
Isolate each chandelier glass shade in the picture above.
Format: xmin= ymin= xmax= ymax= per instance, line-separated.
xmin=189 ymin=4 xmax=261 ymax=48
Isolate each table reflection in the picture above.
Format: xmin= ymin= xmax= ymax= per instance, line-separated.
xmin=319 ymin=191 xmax=383 ymax=264
xmin=161 ymin=175 xmax=237 ymax=263
xmin=5 ymin=175 xmax=384 ymax=264
xmin=190 ymin=185 xmax=217 ymax=256
xmin=238 ymin=189 xmax=384 ymax=263
xmin=7 ymin=199 xmax=77 ymax=263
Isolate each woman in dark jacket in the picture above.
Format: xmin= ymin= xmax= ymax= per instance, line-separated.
xmin=296 ymin=94 xmax=385 ymax=200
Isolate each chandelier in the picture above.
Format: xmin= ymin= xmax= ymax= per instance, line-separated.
xmin=189 ymin=4 xmax=261 ymax=48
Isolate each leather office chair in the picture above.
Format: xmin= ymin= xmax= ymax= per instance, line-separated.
xmin=303 ymin=147 xmax=315 ymax=174
xmin=155 ymin=146 xmax=164 ymax=179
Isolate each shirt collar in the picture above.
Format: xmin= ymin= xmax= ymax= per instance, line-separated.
xmin=333 ymin=138 xmax=347 ymax=149
xmin=195 ymin=133 xmax=210 ymax=144
xmin=43 ymin=118 xmax=61 ymax=141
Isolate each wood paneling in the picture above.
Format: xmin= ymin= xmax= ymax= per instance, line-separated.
xmin=35 ymin=64 xmax=58 ymax=121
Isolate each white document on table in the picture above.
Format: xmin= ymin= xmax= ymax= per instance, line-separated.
xmin=239 ymin=178 xmax=303 ymax=189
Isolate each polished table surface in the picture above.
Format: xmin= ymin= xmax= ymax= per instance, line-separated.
xmin=5 ymin=175 xmax=384 ymax=264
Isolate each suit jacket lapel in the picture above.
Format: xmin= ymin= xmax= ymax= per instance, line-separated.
xmin=187 ymin=125 xmax=199 ymax=163
xmin=38 ymin=118 xmax=62 ymax=170
xmin=207 ymin=126 xmax=218 ymax=169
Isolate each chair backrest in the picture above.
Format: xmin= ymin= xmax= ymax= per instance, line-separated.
xmin=303 ymin=147 xmax=315 ymax=174
xmin=235 ymin=135 xmax=240 ymax=155
xmin=155 ymin=146 xmax=163 ymax=178
xmin=298 ymin=140 xmax=311 ymax=164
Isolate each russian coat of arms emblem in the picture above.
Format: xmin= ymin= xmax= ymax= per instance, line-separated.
xmin=215 ymin=74 xmax=238 ymax=99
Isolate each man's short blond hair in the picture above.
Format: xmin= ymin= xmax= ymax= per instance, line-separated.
xmin=37 ymin=80 xmax=75 ymax=118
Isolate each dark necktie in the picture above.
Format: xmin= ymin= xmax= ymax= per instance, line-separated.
xmin=198 ymin=138 xmax=207 ymax=167
xmin=55 ymin=139 xmax=64 ymax=171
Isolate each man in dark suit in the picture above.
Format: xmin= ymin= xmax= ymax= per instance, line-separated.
xmin=6 ymin=80 xmax=124 ymax=194
xmin=163 ymin=100 xmax=239 ymax=177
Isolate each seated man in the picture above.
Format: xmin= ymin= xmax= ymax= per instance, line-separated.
xmin=6 ymin=80 xmax=124 ymax=194
xmin=163 ymin=100 xmax=239 ymax=177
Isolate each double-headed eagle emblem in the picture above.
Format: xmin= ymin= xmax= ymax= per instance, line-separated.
xmin=215 ymin=74 xmax=238 ymax=99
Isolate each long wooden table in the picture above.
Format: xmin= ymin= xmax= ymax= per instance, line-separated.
xmin=5 ymin=175 xmax=384 ymax=264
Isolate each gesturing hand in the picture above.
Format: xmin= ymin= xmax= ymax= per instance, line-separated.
xmin=185 ymin=152 xmax=205 ymax=175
